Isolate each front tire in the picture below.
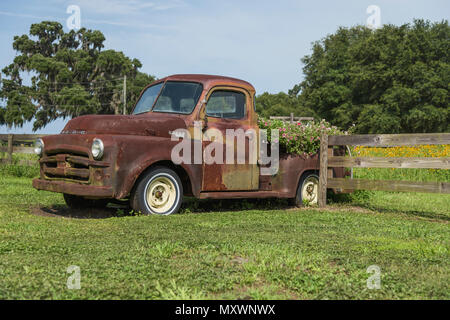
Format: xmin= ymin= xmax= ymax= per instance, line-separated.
xmin=291 ymin=172 xmax=319 ymax=207
xmin=130 ymin=167 xmax=183 ymax=215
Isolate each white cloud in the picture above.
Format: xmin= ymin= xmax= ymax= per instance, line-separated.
xmin=72 ymin=0 xmax=186 ymax=15
xmin=83 ymin=18 xmax=179 ymax=30
xmin=0 ymin=10 xmax=55 ymax=20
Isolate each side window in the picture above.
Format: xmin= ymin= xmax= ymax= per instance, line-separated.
xmin=206 ymin=90 xmax=246 ymax=119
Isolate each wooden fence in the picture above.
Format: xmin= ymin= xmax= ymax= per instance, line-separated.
xmin=318 ymin=133 xmax=450 ymax=206
xmin=0 ymin=134 xmax=45 ymax=165
xmin=270 ymin=113 xmax=314 ymax=123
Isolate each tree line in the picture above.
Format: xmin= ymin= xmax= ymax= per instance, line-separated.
xmin=257 ymin=19 xmax=449 ymax=133
xmin=0 ymin=19 xmax=448 ymax=133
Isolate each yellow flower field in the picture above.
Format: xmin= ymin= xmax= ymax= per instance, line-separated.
xmin=353 ymin=145 xmax=450 ymax=158
xmin=351 ymin=145 xmax=450 ymax=182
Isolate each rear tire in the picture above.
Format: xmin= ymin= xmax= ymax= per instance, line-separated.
xmin=63 ymin=194 xmax=109 ymax=209
xmin=290 ymin=172 xmax=319 ymax=207
xmin=130 ymin=167 xmax=183 ymax=215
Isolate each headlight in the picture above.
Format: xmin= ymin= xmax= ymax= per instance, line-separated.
xmin=91 ymin=138 xmax=104 ymax=160
xmin=34 ymin=139 xmax=44 ymax=156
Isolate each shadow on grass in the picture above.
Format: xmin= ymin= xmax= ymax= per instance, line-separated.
xmin=355 ymin=204 xmax=449 ymax=222
xmin=31 ymin=202 xmax=128 ymax=219
xmin=329 ymin=191 xmax=450 ymax=222
xmin=30 ymin=197 xmax=294 ymax=219
xmin=180 ymin=197 xmax=293 ymax=214
xmin=31 ymin=192 xmax=447 ymax=222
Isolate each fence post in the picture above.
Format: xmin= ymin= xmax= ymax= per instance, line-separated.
xmin=290 ymin=113 xmax=294 ymax=124
xmin=123 ymin=75 xmax=127 ymax=115
xmin=319 ymin=133 xmax=328 ymax=207
xmin=7 ymin=134 xmax=13 ymax=164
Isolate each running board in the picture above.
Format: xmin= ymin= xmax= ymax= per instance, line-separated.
xmin=199 ymin=191 xmax=291 ymax=199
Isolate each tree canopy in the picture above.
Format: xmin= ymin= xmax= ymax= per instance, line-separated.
xmin=255 ymin=91 xmax=316 ymax=119
xmin=0 ymin=21 xmax=155 ymax=131
xmin=297 ymin=19 xmax=449 ymax=133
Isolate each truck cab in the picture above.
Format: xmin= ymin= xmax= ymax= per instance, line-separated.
xmin=33 ymin=74 xmax=344 ymax=215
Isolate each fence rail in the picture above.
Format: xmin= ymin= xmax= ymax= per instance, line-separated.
xmin=0 ymin=134 xmax=46 ymax=165
xmin=318 ymin=133 xmax=450 ymax=207
xmin=269 ymin=113 xmax=314 ymax=123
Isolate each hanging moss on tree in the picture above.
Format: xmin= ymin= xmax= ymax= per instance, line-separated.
xmin=0 ymin=21 xmax=155 ymax=131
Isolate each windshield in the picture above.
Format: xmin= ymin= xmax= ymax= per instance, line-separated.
xmin=133 ymin=82 xmax=164 ymax=115
xmin=133 ymin=81 xmax=203 ymax=115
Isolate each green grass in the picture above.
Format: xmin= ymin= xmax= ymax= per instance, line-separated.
xmin=0 ymin=175 xmax=448 ymax=299
xmin=353 ymin=167 xmax=450 ymax=183
xmin=0 ymin=153 xmax=39 ymax=178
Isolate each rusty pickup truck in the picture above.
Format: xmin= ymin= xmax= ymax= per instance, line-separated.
xmin=33 ymin=74 xmax=348 ymax=215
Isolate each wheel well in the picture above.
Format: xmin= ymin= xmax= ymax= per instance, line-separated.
xmin=297 ymin=169 xmax=319 ymax=189
xmin=134 ymin=161 xmax=193 ymax=196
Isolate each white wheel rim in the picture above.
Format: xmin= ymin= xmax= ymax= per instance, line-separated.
xmin=301 ymin=176 xmax=319 ymax=205
xmin=145 ymin=175 xmax=178 ymax=214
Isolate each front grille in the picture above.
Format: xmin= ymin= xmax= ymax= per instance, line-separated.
xmin=41 ymin=153 xmax=91 ymax=182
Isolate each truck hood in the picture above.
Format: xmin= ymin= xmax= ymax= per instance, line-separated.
xmin=62 ymin=114 xmax=188 ymax=137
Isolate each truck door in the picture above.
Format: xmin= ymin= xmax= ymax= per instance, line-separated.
xmin=201 ymin=87 xmax=259 ymax=191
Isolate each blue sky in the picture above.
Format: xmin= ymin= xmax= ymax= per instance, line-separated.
xmin=0 ymin=0 xmax=448 ymax=133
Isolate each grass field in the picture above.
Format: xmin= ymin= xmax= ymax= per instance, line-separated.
xmin=0 ymin=173 xmax=448 ymax=299
xmin=0 ymin=145 xmax=449 ymax=299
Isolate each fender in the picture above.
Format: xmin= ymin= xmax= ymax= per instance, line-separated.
xmin=111 ymin=135 xmax=202 ymax=199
